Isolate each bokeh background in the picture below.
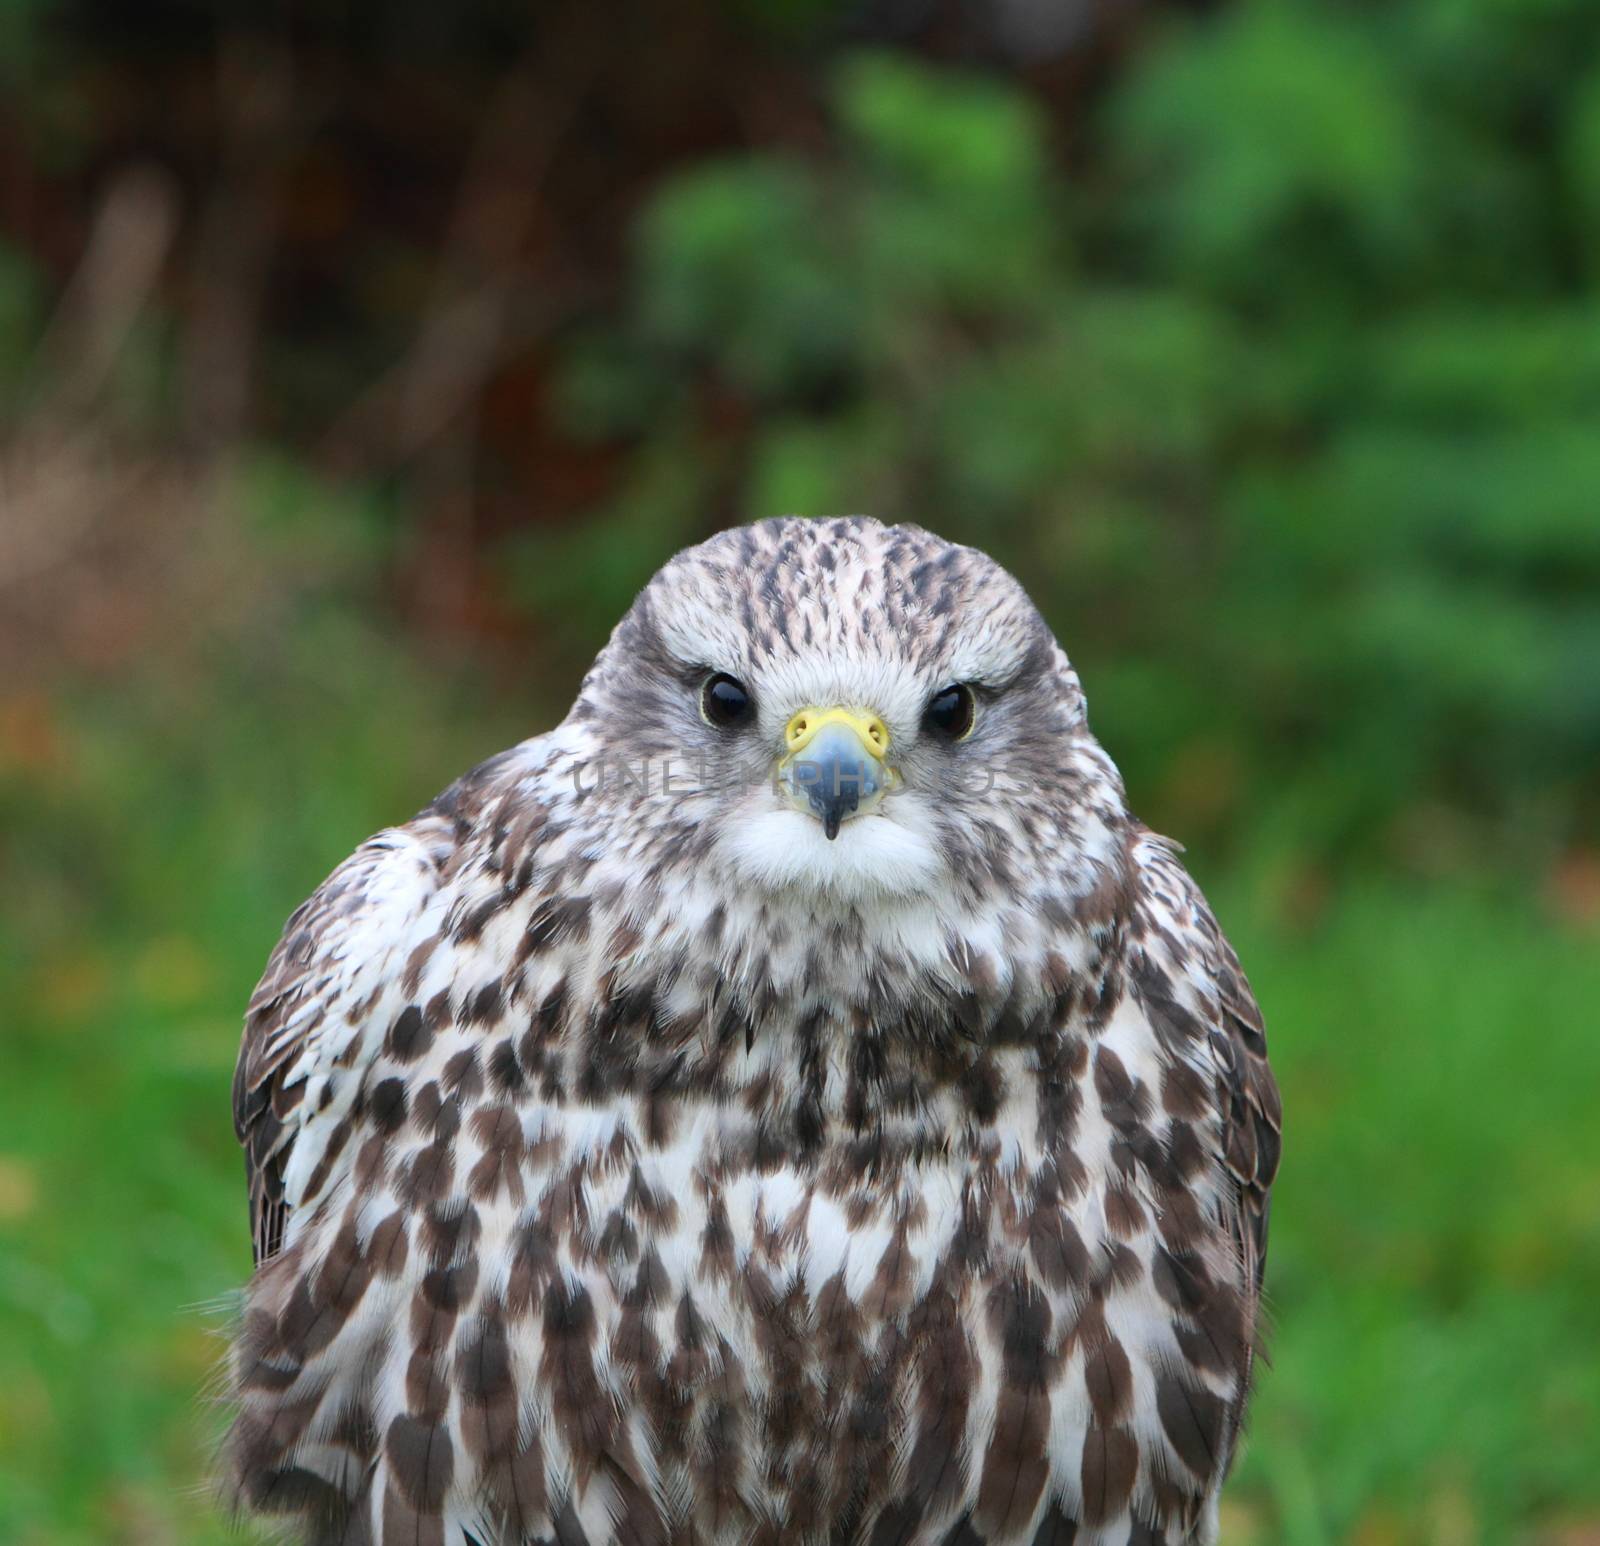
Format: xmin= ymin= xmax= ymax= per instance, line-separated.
xmin=2 ymin=1 xmax=1599 ymax=1541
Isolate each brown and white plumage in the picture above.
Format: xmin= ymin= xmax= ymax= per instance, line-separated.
xmin=226 ymin=517 xmax=1281 ymax=1546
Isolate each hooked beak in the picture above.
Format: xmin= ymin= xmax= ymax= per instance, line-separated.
xmin=779 ymin=707 xmax=892 ymax=840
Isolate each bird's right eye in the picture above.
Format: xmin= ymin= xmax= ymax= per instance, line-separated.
xmin=701 ymin=673 xmax=755 ymax=730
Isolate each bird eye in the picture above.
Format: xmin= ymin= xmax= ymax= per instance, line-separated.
xmin=701 ymin=673 xmax=755 ymax=730
xmin=922 ymin=684 xmax=976 ymax=742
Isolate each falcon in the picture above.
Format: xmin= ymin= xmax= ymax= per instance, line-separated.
xmin=226 ymin=517 xmax=1281 ymax=1546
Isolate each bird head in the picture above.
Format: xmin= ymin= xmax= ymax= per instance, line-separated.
xmin=566 ymin=517 xmax=1120 ymax=911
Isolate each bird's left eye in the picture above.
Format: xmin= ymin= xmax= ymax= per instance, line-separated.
xmin=923 ymin=684 xmax=976 ymax=741
xmin=701 ymin=673 xmax=755 ymax=730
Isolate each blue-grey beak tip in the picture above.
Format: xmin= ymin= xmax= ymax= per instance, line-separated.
xmin=783 ymin=717 xmax=888 ymax=838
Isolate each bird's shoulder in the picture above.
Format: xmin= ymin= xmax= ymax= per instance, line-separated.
xmin=1123 ymin=825 xmax=1282 ymax=1295
xmin=233 ymin=740 xmax=548 ymax=1265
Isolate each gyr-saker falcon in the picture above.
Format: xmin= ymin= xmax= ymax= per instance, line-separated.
xmin=227 ymin=517 xmax=1282 ymax=1546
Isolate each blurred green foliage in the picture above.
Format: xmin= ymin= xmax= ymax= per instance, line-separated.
xmin=3 ymin=1 xmax=1600 ymax=1542
xmin=542 ymin=9 xmax=1600 ymax=874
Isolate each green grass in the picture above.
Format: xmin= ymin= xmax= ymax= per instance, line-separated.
xmin=1 ymin=655 xmax=1596 ymax=1544
xmin=1220 ymin=884 xmax=1600 ymax=1543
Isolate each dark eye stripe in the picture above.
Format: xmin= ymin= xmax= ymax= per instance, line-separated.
xmin=923 ymin=684 xmax=975 ymax=741
xmin=702 ymin=673 xmax=755 ymax=730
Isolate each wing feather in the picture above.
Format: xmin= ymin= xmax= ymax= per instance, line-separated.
xmin=1198 ymin=916 xmax=1280 ymax=1297
xmin=233 ymin=819 xmax=452 ymax=1264
xmin=1130 ymin=829 xmax=1282 ymax=1315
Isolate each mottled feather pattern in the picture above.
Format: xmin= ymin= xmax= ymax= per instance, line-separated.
xmin=226 ymin=517 xmax=1280 ymax=1545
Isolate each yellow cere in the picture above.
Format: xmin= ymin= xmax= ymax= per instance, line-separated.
xmin=782 ymin=706 xmax=890 ymax=762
